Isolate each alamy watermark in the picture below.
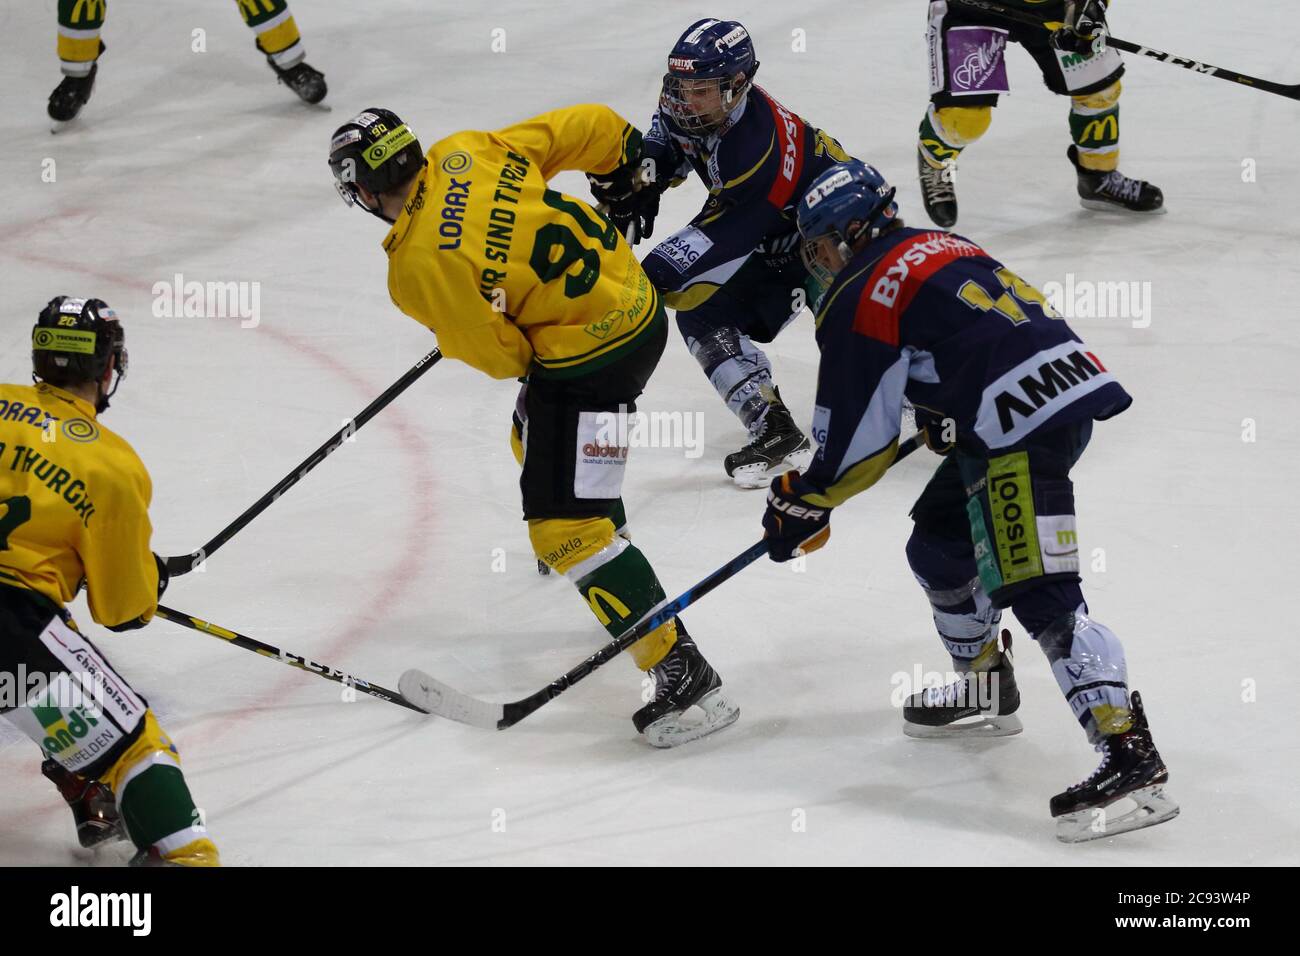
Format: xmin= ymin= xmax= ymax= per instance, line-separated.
xmin=594 ymin=406 xmax=704 ymax=459
xmin=1042 ymin=273 xmax=1152 ymax=329
xmin=151 ymin=273 xmax=261 ymax=328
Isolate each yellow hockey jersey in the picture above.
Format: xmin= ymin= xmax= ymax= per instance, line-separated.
xmin=0 ymin=382 xmax=160 ymax=628
xmin=385 ymin=104 xmax=661 ymax=380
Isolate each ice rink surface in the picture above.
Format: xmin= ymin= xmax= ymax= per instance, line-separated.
xmin=1 ymin=0 xmax=1298 ymax=865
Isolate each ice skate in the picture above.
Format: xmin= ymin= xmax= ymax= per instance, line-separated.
xmin=903 ymin=630 xmax=1023 ymax=738
xmin=633 ymin=627 xmax=738 ymax=748
xmin=724 ymin=387 xmax=812 ymax=489
xmin=1068 ymin=145 xmax=1165 ymax=214
xmin=1051 ymin=691 xmax=1179 ymax=843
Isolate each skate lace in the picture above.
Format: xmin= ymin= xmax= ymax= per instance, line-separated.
xmin=651 ymin=652 xmax=688 ymax=701
xmin=1100 ymin=171 xmax=1142 ymax=203
xmin=919 ymin=161 xmax=956 ymax=203
xmin=921 ymin=674 xmax=967 ymax=708
xmin=1074 ymin=741 xmax=1114 ymax=790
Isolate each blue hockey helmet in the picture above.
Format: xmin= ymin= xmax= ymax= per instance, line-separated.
xmin=797 ymin=161 xmax=900 ymax=285
xmin=660 ymin=19 xmax=759 ymax=135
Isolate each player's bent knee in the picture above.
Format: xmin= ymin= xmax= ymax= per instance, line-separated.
xmin=529 ymin=516 xmax=621 ymax=576
xmin=1072 ymin=79 xmax=1122 ymax=112
xmin=934 ymin=105 xmax=992 ymax=146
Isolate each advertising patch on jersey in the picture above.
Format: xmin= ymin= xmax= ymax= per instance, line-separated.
xmin=974 ymin=341 xmax=1117 ymax=448
xmin=944 ymin=26 xmax=1010 ymax=95
xmin=574 ymin=411 xmax=629 ymax=500
xmin=650 ymin=226 xmax=714 ymax=275
xmin=765 ymin=96 xmax=805 ymax=209
xmin=811 ymin=404 xmax=831 ymax=459
xmin=1037 ymin=514 xmax=1080 ymax=575
xmin=855 ymin=232 xmax=987 ymax=346
xmin=1053 ymin=44 xmax=1123 ymax=93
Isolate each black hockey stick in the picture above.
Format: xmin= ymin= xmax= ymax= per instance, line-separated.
xmin=953 ymin=0 xmax=1300 ymax=100
xmin=163 ymin=347 xmax=443 ymax=578
xmin=400 ymin=432 xmax=925 ymax=730
xmin=155 ymin=604 xmax=429 ymax=714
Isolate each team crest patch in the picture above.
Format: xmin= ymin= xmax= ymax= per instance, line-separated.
xmin=440 ymin=151 xmax=473 ymax=175
xmin=61 ymin=419 xmax=99 ymax=443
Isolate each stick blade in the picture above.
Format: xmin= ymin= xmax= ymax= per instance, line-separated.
xmin=398 ymin=669 xmax=504 ymax=729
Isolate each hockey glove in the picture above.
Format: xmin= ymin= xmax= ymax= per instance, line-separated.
xmin=763 ymin=472 xmax=832 ymax=562
xmin=588 ymin=164 xmax=661 ymax=245
xmin=914 ymin=411 xmax=956 ymax=456
xmin=1053 ymin=0 xmax=1109 ymax=55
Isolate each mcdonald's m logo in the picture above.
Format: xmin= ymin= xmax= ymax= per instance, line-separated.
xmin=1080 ymin=116 xmax=1118 ymax=143
xmin=585 ymin=586 xmax=631 ymax=628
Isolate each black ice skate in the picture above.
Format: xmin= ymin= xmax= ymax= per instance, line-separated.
xmin=633 ymin=627 xmax=739 ymax=748
xmin=1051 ymin=690 xmax=1179 ymax=843
xmin=1068 ymin=146 xmax=1165 ymax=215
xmin=48 ymin=42 xmax=104 ymax=129
xmin=261 ymin=43 xmax=327 ymax=105
xmin=903 ymin=630 xmax=1022 ymax=738
xmin=917 ymin=148 xmax=958 ymax=228
xmin=723 ymin=387 xmax=812 ymax=489
xmin=42 ymin=758 xmax=124 ymax=849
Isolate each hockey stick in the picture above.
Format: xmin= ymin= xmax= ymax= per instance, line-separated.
xmin=953 ymin=0 xmax=1300 ymax=100
xmin=400 ymin=432 xmax=925 ymax=729
xmin=162 ymin=347 xmax=443 ymax=578
xmin=155 ymin=605 xmax=428 ymax=713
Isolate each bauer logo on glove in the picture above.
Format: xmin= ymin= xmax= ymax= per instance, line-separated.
xmin=762 ymin=472 xmax=832 ymax=562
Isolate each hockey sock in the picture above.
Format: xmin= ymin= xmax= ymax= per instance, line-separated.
xmin=1014 ymin=585 xmax=1131 ymax=742
xmin=238 ymin=0 xmax=306 ymax=69
xmin=101 ymin=711 xmax=219 ymax=865
xmin=679 ymin=321 xmax=774 ymax=433
xmin=530 ymin=517 xmax=678 ymax=670
xmin=1070 ymin=81 xmax=1121 ymax=172
xmin=57 ymin=0 xmax=105 ymax=76
xmin=906 ymin=527 xmax=1001 ymax=670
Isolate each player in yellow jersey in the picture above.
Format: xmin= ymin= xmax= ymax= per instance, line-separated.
xmin=49 ymin=0 xmax=326 ymax=127
xmin=327 ymin=104 xmax=740 ymax=746
xmin=0 ymin=297 xmax=219 ymax=866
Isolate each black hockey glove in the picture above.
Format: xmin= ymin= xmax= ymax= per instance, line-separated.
xmin=588 ymin=160 xmax=662 ymax=245
xmin=763 ymin=472 xmax=832 ymax=563
xmin=914 ymin=411 xmax=957 ymax=456
xmin=1053 ymin=0 xmax=1109 ymax=55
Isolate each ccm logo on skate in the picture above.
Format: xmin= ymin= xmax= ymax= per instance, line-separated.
xmin=766 ymin=492 xmax=824 ymax=520
xmin=50 ymin=886 xmax=151 ymax=936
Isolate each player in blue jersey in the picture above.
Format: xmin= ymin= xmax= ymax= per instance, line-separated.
xmin=760 ymin=160 xmax=1178 ymax=842
xmin=590 ymin=18 xmax=859 ymax=488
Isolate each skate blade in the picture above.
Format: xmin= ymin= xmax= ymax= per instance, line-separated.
xmin=50 ymin=119 xmax=77 ymax=135
xmin=729 ymin=446 xmax=815 ymax=490
xmin=642 ymin=688 xmax=740 ymax=748
xmin=903 ymin=712 xmax=1023 ymax=739
xmin=1078 ymin=198 xmax=1168 ymax=216
xmin=1054 ymin=784 xmax=1180 ymax=843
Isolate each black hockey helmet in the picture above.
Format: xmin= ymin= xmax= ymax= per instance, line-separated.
xmin=32 ymin=296 xmax=127 ymax=412
xmin=328 ymin=108 xmax=423 ymax=221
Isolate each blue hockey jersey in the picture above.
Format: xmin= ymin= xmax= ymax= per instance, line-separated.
xmin=802 ymin=227 xmax=1132 ymax=507
xmin=641 ymin=85 xmax=854 ymax=311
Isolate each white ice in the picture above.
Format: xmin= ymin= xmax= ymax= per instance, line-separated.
xmin=1 ymin=0 xmax=1297 ymax=865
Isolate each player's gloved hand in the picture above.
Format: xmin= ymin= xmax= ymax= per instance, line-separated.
xmin=915 ymin=412 xmax=956 ymax=456
xmin=154 ymin=552 xmax=170 ymax=598
xmin=588 ymin=162 xmax=661 ymax=245
xmin=763 ymin=472 xmax=832 ymax=562
xmin=1053 ymin=0 xmax=1109 ymax=55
